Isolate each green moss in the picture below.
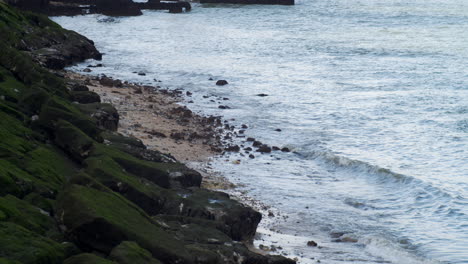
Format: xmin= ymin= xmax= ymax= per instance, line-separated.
xmin=39 ymin=96 xmax=102 ymax=140
xmin=57 ymin=184 xmax=192 ymax=263
xmin=0 ymin=195 xmax=54 ymax=235
xmin=83 ymin=155 xmax=170 ymax=215
xmin=63 ymin=253 xmax=115 ymax=264
xmin=109 ymin=241 xmax=162 ymax=264
xmin=0 ymin=159 xmax=35 ymax=197
xmin=0 ymin=222 xmax=66 ymax=264
xmin=0 ymin=257 xmax=21 ymax=264
xmin=23 ymin=192 xmax=56 ymax=214
xmin=54 ymin=120 xmax=94 ymax=162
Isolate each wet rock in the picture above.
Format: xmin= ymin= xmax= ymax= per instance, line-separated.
xmin=253 ymin=140 xmax=263 ymax=147
xmin=249 ymin=154 xmax=255 ymax=159
xmin=307 ymin=241 xmax=318 ymax=247
xmin=70 ymin=91 xmax=101 ymax=104
xmin=275 ymin=128 xmax=282 ymax=132
xmin=246 ymin=137 xmax=255 ymax=142
xmin=218 ymin=105 xmax=230 ymax=109
xmin=225 ymin=145 xmax=240 ymax=152
xmin=272 ymin=146 xmax=280 ymax=151
xmin=241 ymin=124 xmax=248 ymax=129
xmin=87 ymin=63 xmax=103 ymax=67
xmin=256 ymin=93 xmax=268 ymax=97
xmin=83 ymin=68 xmax=92 ymax=72
xmin=256 ymin=145 xmax=272 ymax=153
xmin=281 ymin=147 xmax=291 ymax=152
xmin=216 ymin=80 xmax=228 ymax=86
xmin=244 ymin=147 xmax=253 ymax=151
xmin=137 ymin=72 xmax=146 ymax=76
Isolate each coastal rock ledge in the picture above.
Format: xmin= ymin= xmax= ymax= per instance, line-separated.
xmin=0 ymin=3 xmax=295 ymax=264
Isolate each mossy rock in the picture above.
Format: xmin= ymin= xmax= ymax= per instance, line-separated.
xmin=63 ymin=253 xmax=115 ymax=264
xmin=23 ymin=192 xmax=56 ymax=214
xmin=0 ymin=195 xmax=55 ymax=235
xmin=0 ymin=257 xmax=21 ymax=264
xmin=56 ymin=184 xmax=193 ymax=263
xmin=101 ymin=131 xmax=175 ymax=163
xmin=54 ymin=119 xmax=94 ymax=162
xmin=39 ymin=97 xmax=102 ymax=141
xmin=77 ymin=103 xmax=119 ymax=131
xmin=91 ymin=144 xmax=171 ymax=188
xmin=83 ymin=155 xmax=170 ymax=215
xmin=19 ymin=87 xmax=51 ymax=115
xmin=70 ymin=91 xmax=101 ymax=104
xmin=0 ymin=222 xmax=67 ymax=264
xmin=109 ymin=241 xmax=162 ymax=264
xmin=174 ymin=188 xmax=262 ymax=241
xmin=92 ymin=144 xmax=201 ymax=188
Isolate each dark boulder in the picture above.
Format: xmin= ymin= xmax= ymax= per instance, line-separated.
xmin=215 ymin=80 xmax=228 ymax=86
xmin=77 ymin=103 xmax=119 ymax=131
xmin=70 ymin=91 xmax=101 ymax=104
xmin=56 ymin=184 xmax=193 ymax=263
xmin=256 ymin=144 xmax=272 ymax=153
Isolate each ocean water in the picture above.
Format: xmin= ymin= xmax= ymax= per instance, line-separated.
xmin=53 ymin=1 xmax=468 ymax=263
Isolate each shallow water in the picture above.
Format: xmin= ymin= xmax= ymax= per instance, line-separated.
xmin=53 ymin=1 xmax=468 ymax=263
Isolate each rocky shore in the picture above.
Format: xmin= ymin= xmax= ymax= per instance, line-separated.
xmin=0 ymin=2 xmax=296 ymax=264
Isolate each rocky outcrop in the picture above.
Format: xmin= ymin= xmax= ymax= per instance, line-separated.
xmin=200 ymin=0 xmax=294 ymax=4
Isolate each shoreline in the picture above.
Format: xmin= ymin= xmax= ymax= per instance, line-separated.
xmin=65 ymin=71 xmax=241 ymax=191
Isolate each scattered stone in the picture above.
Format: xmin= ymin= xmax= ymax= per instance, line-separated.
xmin=146 ymin=130 xmax=167 ymax=138
xmin=252 ymin=141 xmax=262 ymax=147
xmin=244 ymin=147 xmax=253 ymax=151
xmin=225 ymin=145 xmax=240 ymax=152
xmin=216 ymin=80 xmax=228 ymax=86
xmin=275 ymin=128 xmax=282 ymax=132
xmin=87 ymin=63 xmax=103 ymax=67
xmin=223 ymin=97 xmax=229 ymax=100
xmin=137 ymin=72 xmax=146 ymax=76
xmin=246 ymin=137 xmax=255 ymax=142
xmin=83 ymin=68 xmax=92 ymax=72
xmin=249 ymin=154 xmax=255 ymax=159
xmin=272 ymin=146 xmax=280 ymax=151
xmin=186 ymin=91 xmax=192 ymax=96
xmin=268 ymin=211 xmax=275 ymax=217
xmin=256 ymin=93 xmax=268 ymax=97
xmin=307 ymin=241 xmax=318 ymax=247
xmin=209 ymin=77 xmax=214 ymax=81
xmin=241 ymin=124 xmax=248 ymax=129
xmin=218 ymin=105 xmax=230 ymax=109
xmin=256 ymin=145 xmax=272 ymax=153
xmin=281 ymin=147 xmax=291 ymax=152
xmin=170 ymin=132 xmax=185 ymax=140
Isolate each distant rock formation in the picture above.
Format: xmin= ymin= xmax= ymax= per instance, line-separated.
xmin=6 ymin=0 xmax=191 ymax=16
xmin=200 ymin=0 xmax=294 ymax=5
